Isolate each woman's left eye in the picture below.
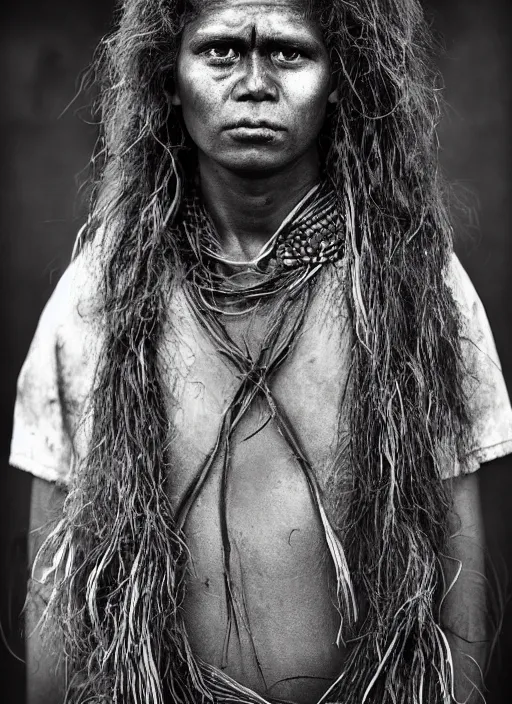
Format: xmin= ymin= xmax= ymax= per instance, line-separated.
xmin=273 ymin=49 xmax=303 ymax=63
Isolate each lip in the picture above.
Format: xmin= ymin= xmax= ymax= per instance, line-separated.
xmin=224 ymin=120 xmax=286 ymax=144
xmin=224 ymin=120 xmax=286 ymax=131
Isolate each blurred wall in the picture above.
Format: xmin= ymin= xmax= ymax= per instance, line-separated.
xmin=430 ymin=1 xmax=512 ymax=699
xmin=0 ymin=2 xmax=113 ymax=701
xmin=0 ymin=0 xmax=511 ymax=702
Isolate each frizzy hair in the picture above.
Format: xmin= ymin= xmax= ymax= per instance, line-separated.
xmin=38 ymin=0 xmax=472 ymax=702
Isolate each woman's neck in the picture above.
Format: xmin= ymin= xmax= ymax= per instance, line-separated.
xmin=197 ymin=149 xmax=321 ymax=262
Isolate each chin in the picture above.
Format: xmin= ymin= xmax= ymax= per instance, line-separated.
xmin=216 ymin=151 xmax=294 ymax=177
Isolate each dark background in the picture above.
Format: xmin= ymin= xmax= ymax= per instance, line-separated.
xmin=1 ymin=0 xmax=511 ymax=701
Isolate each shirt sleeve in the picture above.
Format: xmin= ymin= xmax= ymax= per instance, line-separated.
xmin=445 ymin=254 xmax=512 ymax=478
xmin=9 ymin=270 xmax=74 ymax=485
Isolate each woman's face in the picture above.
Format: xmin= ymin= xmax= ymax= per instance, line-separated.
xmin=173 ymin=0 xmax=335 ymax=175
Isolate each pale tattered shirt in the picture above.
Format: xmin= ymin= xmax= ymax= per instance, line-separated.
xmin=10 ymin=252 xmax=512 ymax=485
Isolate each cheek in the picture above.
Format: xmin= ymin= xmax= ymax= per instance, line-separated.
xmin=177 ymin=63 xmax=218 ymax=131
xmin=285 ymin=70 xmax=331 ymax=132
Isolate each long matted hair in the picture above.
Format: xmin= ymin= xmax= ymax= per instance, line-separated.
xmin=38 ymin=1 xmax=472 ymax=702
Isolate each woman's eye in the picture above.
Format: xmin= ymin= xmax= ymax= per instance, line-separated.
xmin=204 ymin=47 xmax=238 ymax=62
xmin=274 ymin=49 xmax=303 ymax=63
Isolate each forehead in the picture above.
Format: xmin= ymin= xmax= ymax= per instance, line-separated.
xmin=186 ymin=0 xmax=317 ymax=36
xmin=192 ymin=0 xmax=312 ymax=13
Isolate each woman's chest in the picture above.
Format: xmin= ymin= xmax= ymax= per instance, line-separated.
xmin=161 ymin=278 xmax=353 ymax=511
xmin=158 ymin=279 xmax=353 ymax=701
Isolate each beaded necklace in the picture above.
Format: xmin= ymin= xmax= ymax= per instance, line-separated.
xmin=178 ymin=180 xmax=345 ymax=315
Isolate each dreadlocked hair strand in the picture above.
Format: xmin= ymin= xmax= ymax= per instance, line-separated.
xmin=318 ymin=1 xmax=470 ymax=702
xmin=36 ymin=1 xmax=472 ymax=703
xmin=38 ymin=1 xmax=211 ymax=702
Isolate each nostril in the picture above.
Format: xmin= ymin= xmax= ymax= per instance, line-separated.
xmin=233 ymin=76 xmax=279 ymax=102
xmin=234 ymin=63 xmax=279 ymax=102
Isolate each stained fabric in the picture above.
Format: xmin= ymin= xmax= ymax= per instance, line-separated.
xmin=9 ymin=248 xmax=512 ymax=488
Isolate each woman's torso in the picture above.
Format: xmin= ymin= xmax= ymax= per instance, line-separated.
xmin=160 ymin=267 xmax=353 ymax=704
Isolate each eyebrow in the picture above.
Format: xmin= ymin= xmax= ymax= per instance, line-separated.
xmin=187 ymin=25 xmax=322 ymax=52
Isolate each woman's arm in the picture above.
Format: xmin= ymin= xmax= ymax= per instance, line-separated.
xmin=26 ymin=477 xmax=67 ymax=704
xmin=442 ymin=470 xmax=490 ymax=704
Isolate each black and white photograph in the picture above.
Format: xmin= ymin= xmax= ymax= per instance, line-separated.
xmin=1 ymin=1 xmax=512 ymax=703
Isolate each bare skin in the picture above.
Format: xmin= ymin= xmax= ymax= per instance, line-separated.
xmin=442 ymin=473 xmax=489 ymax=704
xmin=27 ymin=479 xmax=66 ymax=704
xmin=162 ymin=273 xmax=352 ymax=703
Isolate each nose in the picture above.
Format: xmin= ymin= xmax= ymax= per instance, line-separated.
xmin=232 ymin=53 xmax=278 ymax=102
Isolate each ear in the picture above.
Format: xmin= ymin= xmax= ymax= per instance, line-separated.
xmin=171 ymin=90 xmax=182 ymax=106
xmin=327 ymin=88 xmax=339 ymax=104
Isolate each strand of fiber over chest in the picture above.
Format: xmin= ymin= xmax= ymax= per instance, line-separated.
xmin=174 ymin=290 xmax=304 ymax=529
xmin=189 ymin=292 xmax=309 ymax=658
xmin=180 ymin=293 xmax=356 ymax=669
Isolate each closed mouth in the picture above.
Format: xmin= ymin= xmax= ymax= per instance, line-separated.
xmin=224 ymin=120 xmax=285 ymax=131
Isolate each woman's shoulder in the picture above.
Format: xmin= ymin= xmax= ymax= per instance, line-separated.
xmin=51 ymin=243 xmax=102 ymax=326
xmin=10 ymin=245 xmax=103 ymax=484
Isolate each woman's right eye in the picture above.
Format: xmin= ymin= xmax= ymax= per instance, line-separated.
xmin=203 ymin=47 xmax=238 ymax=63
